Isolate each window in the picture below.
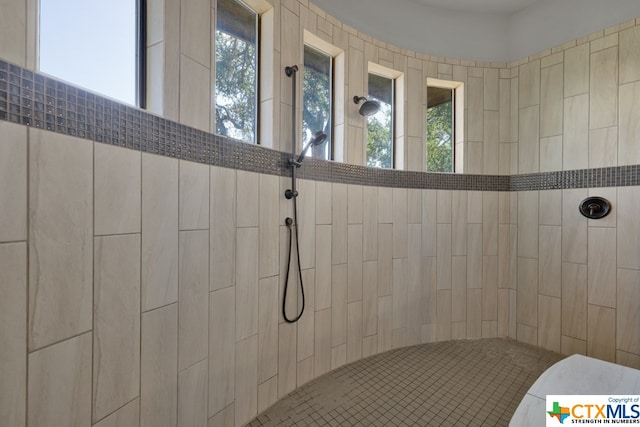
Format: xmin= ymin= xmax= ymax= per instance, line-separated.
xmin=303 ymin=45 xmax=332 ymax=160
xmin=426 ymin=79 xmax=463 ymax=173
xmin=215 ymin=0 xmax=258 ymax=143
xmin=39 ymin=0 xmax=144 ymax=106
xmin=367 ymin=73 xmax=394 ymax=168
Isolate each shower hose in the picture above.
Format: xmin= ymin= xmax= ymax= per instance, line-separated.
xmin=282 ymin=195 xmax=305 ymax=323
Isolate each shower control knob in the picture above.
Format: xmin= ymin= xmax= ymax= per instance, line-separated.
xmin=285 ymin=189 xmax=298 ymax=199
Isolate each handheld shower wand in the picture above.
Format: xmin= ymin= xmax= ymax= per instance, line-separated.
xmin=282 ymin=65 xmax=327 ymax=323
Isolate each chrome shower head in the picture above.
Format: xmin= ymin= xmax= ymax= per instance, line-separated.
xmin=296 ymin=131 xmax=327 ymax=164
xmin=353 ymin=96 xmax=381 ymax=116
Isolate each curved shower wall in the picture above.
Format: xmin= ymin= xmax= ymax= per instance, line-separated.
xmin=1 ymin=1 xmax=640 ymax=427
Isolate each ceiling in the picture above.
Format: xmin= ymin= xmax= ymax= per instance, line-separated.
xmin=410 ymin=0 xmax=541 ymax=14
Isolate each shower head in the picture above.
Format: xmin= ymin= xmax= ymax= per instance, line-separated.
xmin=353 ymin=96 xmax=380 ymax=116
xmin=295 ymin=131 xmax=327 ymax=164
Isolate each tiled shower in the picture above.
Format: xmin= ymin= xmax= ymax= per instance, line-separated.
xmin=1 ymin=0 xmax=639 ymax=426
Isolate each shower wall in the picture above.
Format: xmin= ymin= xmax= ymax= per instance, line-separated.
xmin=0 ymin=1 xmax=638 ymax=427
xmin=511 ymin=23 xmax=640 ymax=364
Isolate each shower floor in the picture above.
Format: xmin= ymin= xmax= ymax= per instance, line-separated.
xmin=245 ymin=338 xmax=562 ymax=426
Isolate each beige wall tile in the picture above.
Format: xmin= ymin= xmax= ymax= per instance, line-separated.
xmin=518 ymin=106 xmax=539 ymax=173
xmin=561 ymin=262 xmax=588 ymax=340
xmin=315 ymin=181 xmax=332 ymax=225
xmin=237 ymin=171 xmax=260 ymax=228
xmin=467 ymin=288 xmax=482 ymax=339
xmin=257 ymin=377 xmax=278 ymax=415
xmin=619 ymin=81 xmax=640 ymax=165
xmin=589 ymin=127 xmax=617 ymax=168
xmin=209 ymin=288 xmax=235 ymax=417
xmin=378 ymin=187 xmax=393 ymax=224
xmin=540 ymin=63 xmax=563 ymax=137
xmin=363 ymin=260 xmax=378 ymax=337
xmin=258 ymin=277 xmax=278 ymax=383
xmin=28 ymin=333 xmax=92 ymax=427
xmin=619 ymin=25 xmax=640 ymax=84
xmin=517 ymin=324 xmax=538 ymax=347
xmin=422 ymin=190 xmax=437 ymax=257
xmin=314 ymin=308 xmax=332 ymax=377
xmin=588 ymin=227 xmax=616 ymax=308
xmin=588 ymin=187 xmax=617 ymax=228
xmin=451 ymin=256 xmax=467 ymax=322
xmin=297 ymin=179 xmax=317 ymax=270
xmin=141 ymin=304 xmax=178 ymax=427
xmin=540 ymin=136 xmax=563 ymax=172
xmin=538 ymin=226 xmax=562 ymax=298
xmin=236 ymin=227 xmax=259 ymax=341
xmin=617 ymin=268 xmax=640 ymax=355
xmin=348 ymin=224 xmax=363 ymax=302
xmin=482 ymin=256 xmax=498 ymax=321
xmin=296 ymin=357 xmax=314 ymax=388
xmin=393 ymin=188 xmax=408 ymax=258
xmin=437 ymin=190 xmax=452 ymax=224
xmin=347 ymin=184 xmax=363 ymax=224
xmin=296 ymin=270 xmax=315 ymax=361
xmin=235 ymin=335 xmax=258 ymax=426
xmin=617 ymin=351 xmax=640 ymax=370
xmin=483 ymin=192 xmax=498 ymax=256
xmin=347 ymin=302 xmax=363 ymax=362
xmin=278 ymin=322 xmax=296 ymax=398
xmin=564 ymin=43 xmax=590 ymax=97
xmin=393 ymin=258 xmax=408 ymax=329
xmin=363 ymin=186 xmax=378 ymax=261
xmin=497 ymin=289 xmax=510 ymax=337
xmin=95 ymin=144 xmax=141 ymax=236
xmin=437 ymin=224 xmax=452 ymax=290
xmin=587 ymin=305 xmax=616 ymax=362
xmin=562 ymin=189 xmax=588 ymax=264
xmin=498 ymin=225 xmax=510 ymax=289
xmin=590 ymin=46 xmax=618 ymax=130
xmin=315 ymin=225 xmax=332 ymax=310
xmin=0 ymin=243 xmax=26 ymax=426
xmin=332 ymin=183 xmax=348 ymax=264
xmin=377 ymin=295 xmax=393 ymax=353
xmin=377 ymin=224 xmax=393 ymax=296
xmin=211 ymin=167 xmax=236 ymax=290
xmin=178 ymin=230 xmax=209 ymax=371
xmin=179 ymin=55 xmax=210 ymax=131
xmin=561 ymin=336 xmax=587 ymax=356
xmin=563 ymin=94 xmax=589 ymax=170
xmin=510 ymin=77 xmax=519 ymax=145
xmin=407 ymin=226 xmax=423 ymax=345
xmin=617 ymin=187 xmax=640 ymax=270
xmin=29 ymin=130 xmax=93 ymax=350
xmin=178 ymin=360 xmax=208 ymax=427
xmin=93 ymin=234 xmax=141 ymax=422
xmin=436 ymin=290 xmax=452 ymax=341
xmin=94 ymin=399 xmax=139 ymax=427
xmin=0 ymin=0 xmax=26 ymax=65
xmin=483 ymin=111 xmax=500 ymax=174
xmin=331 ymin=263 xmax=348 ymax=347
xmin=538 ymin=295 xmax=561 ymax=353
xmin=259 ymin=174 xmax=279 ymax=278
xmin=539 ymin=190 xmax=562 ymax=226
xmin=408 ymin=189 xmax=422 ymax=224
xmin=467 ymin=223 xmax=482 ymax=289
xmin=484 ymin=68 xmax=499 ymax=111
xmin=0 ymin=122 xmax=27 ymax=242
xmin=517 ymin=257 xmax=538 ymax=327
xmin=519 ymin=60 xmax=540 ymax=108
xmin=180 ymin=0 xmax=210 ymax=65
xmin=499 ymin=78 xmax=511 ymax=143
xmin=451 ymin=191 xmax=467 ymax=256
xmin=142 ymin=153 xmax=179 ymax=311
xmin=468 ymin=77 xmax=484 ymax=141
xmin=517 ymin=190 xmax=539 ymax=259
xmin=179 ymin=160 xmax=209 ymax=231
xmin=208 ymin=404 xmax=234 ymax=427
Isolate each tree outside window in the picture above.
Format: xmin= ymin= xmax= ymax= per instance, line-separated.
xmin=426 ymin=86 xmax=454 ymax=172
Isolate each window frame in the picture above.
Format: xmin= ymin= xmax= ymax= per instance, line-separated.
xmin=366 ymin=71 xmax=395 ymax=169
xmin=302 ymin=43 xmax=333 ymax=161
xmin=426 ymin=78 xmax=464 ymax=173
xmin=38 ymin=0 xmax=146 ymax=108
xmin=214 ymin=0 xmax=260 ymax=144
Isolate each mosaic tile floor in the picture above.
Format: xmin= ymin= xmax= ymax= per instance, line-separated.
xmin=245 ymin=338 xmax=563 ymax=427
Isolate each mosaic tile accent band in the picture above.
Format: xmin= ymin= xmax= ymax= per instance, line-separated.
xmin=1 ymin=59 xmax=638 ymax=191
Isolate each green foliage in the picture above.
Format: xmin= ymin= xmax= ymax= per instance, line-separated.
xmin=367 ymin=102 xmax=392 ymax=168
xmin=302 ymin=66 xmax=331 ymax=159
xmin=215 ymin=30 xmax=256 ymax=142
xmin=426 ymin=100 xmax=453 ymax=172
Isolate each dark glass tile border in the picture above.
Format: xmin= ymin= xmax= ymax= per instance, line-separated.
xmin=1 ymin=59 xmax=638 ymax=191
